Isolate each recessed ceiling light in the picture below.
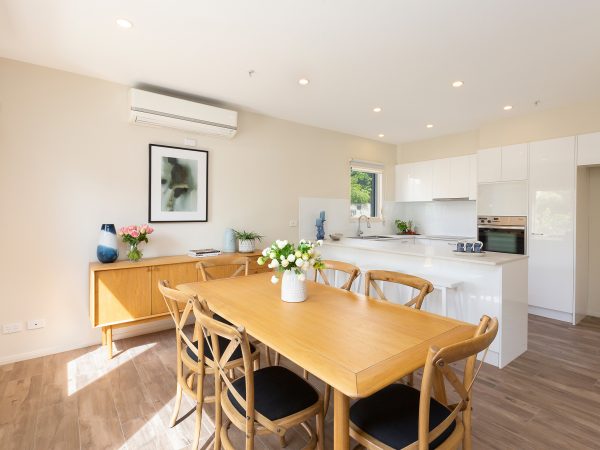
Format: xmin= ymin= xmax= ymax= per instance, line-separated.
xmin=452 ymin=80 xmax=464 ymax=88
xmin=378 ymin=133 xmax=385 ymax=138
xmin=426 ymin=124 xmax=434 ymax=128
xmin=373 ymin=107 xmax=382 ymax=113
xmin=116 ymin=18 xmax=133 ymax=29
xmin=298 ymin=78 xmax=310 ymax=86
xmin=503 ymin=105 xmax=513 ymax=111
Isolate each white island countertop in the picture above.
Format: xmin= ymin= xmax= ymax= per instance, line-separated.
xmin=322 ymin=238 xmax=528 ymax=266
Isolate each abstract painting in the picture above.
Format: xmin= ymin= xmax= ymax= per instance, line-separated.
xmin=149 ymin=144 xmax=208 ymax=222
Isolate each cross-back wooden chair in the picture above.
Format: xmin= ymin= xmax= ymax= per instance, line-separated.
xmin=192 ymin=298 xmax=325 ymax=450
xmin=196 ymin=255 xmax=250 ymax=282
xmin=158 ymin=281 xmax=260 ymax=449
xmin=364 ymin=270 xmax=434 ymax=310
xmin=349 ymin=315 xmax=498 ymax=450
xmin=314 ymin=259 xmax=361 ymax=291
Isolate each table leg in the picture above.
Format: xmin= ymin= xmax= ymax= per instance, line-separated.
xmin=106 ymin=325 xmax=113 ymax=359
xmin=333 ymin=389 xmax=349 ymax=450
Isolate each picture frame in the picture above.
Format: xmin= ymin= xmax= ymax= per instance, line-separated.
xmin=148 ymin=144 xmax=208 ymax=223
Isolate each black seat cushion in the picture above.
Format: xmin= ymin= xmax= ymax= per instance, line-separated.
xmin=227 ymin=366 xmax=319 ymax=421
xmin=187 ymin=336 xmax=255 ymax=362
xmin=350 ymin=383 xmax=455 ymax=449
xmin=213 ymin=313 xmax=233 ymax=326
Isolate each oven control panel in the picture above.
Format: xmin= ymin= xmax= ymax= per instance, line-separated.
xmin=478 ymin=216 xmax=527 ymax=227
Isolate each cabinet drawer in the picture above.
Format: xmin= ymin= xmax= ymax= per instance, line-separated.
xmin=151 ymin=262 xmax=198 ymax=315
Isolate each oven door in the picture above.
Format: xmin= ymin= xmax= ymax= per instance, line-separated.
xmin=477 ymin=226 xmax=526 ymax=255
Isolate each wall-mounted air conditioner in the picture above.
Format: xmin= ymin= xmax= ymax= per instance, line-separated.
xmin=129 ymin=88 xmax=238 ymax=138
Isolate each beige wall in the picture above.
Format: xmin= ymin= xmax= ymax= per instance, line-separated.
xmin=0 ymin=58 xmax=396 ymax=363
xmin=398 ymin=101 xmax=600 ymax=163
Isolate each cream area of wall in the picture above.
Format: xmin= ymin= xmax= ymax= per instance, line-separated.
xmin=397 ymin=100 xmax=600 ymax=163
xmin=588 ymin=167 xmax=600 ymax=318
xmin=0 ymin=58 xmax=396 ymax=363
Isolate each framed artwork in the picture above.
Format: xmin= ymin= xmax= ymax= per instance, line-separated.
xmin=149 ymin=144 xmax=208 ymax=222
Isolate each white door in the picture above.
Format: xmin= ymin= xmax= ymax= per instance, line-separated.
xmin=432 ymin=159 xmax=451 ymax=199
xmin=528 ymin=136 xmax=575 ymax=316
xmin=577 ymin=132 xmax=600 ymax=166
xmin=501 ymin=143 xmax=528 ymax=181
xmin=477 ymin=148 xmax=502 ymax=182
xmin=409 ymin=161 xmax=433 ymax=202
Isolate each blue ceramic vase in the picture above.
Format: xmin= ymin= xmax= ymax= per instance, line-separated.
xmin=97 ymin=224 xmax=119 ymax=263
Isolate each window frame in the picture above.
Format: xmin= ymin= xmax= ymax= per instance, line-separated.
xmin=349 ymin=161 xmax=384 ymax=221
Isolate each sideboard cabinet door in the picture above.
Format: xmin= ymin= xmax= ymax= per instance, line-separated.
xmin=96 ymin=267 xmax=151 ymax=325
xmin=150 ymin=262 xmax=198 ymax=314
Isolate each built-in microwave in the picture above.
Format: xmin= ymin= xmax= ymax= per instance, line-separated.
xmin=477 ymin=216 xmax=527 ymax=255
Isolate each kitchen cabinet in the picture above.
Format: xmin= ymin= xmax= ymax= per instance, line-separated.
xmin=432 ymin=156 xmax=470 ymax=199
xmin=469 ymin=154 xmax=477 ymax=200
xmin=528 ymin=136 xmax=575 ymax=318
xmin=432 ymin=159 xmax=451 ymax=199
xmin=501 ymin=143 xmax=528 ymax=181
xmin=395 ymin=161 xmax=432 ymax=202
xmin=477 ymin=148 xmax=502 ymax=182
xmin=478 ymin=145 xmax=528 ymax=182
xmin=577 ymin=132 xmax=600 ymax=166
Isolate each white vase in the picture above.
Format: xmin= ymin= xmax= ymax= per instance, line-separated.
xmin=281 ymin=270 xmax=307 ymax=303
xmin=238 ymin=239 xmax=255 ymax=253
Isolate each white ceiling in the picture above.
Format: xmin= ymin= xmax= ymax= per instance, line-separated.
xmin=2 ymin=0 xmax=600 ymax=144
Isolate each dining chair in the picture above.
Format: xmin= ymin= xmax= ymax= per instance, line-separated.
xmin=306 ymin=259 xmax=361 ymax=415
xmin=158 ymin=281 xmax=261 ymax=449
xmin=191 ymin=297 xmax=325 ymax=450
xmin=364 ymin=270 xmax=434 ymax=309
xmin=349 ymin=315 xmax=498 ymax=450
xmin=196 ymin=255 xmax=250 ymax=282
xmin=314 ymin=259 xmax=361 ymax=291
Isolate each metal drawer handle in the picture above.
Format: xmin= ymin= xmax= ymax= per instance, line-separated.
xmin=531 ymin=232 xmax=544 ymax=236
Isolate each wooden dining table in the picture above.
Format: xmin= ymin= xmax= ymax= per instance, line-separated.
xmin=178 ymin=272 xmax=476 ymax=449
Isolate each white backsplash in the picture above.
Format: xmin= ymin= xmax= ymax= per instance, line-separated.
xmin=298 ymin=197 xmax=400 ymax=240
xmin=396 ymin=200 xmax=477 ymax=237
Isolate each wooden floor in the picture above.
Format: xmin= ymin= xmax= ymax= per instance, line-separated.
xmin=1 ymin=314 xmax=599 ymax=449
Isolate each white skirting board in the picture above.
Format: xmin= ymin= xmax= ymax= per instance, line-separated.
xmin=0 ymin=318 xmax=179 ymax=366
xmin=528 ymin=305 xmax=572 ymax=323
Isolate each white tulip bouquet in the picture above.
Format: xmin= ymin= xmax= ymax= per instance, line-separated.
xmin=257 ymin=239 xmax=325 ymax=283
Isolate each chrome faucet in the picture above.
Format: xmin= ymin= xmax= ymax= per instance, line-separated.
xmin=356 ymin=214 xmax=372 ymax=236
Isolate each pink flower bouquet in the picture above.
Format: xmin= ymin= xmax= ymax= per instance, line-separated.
xmin=118 ymin=224 xmax=154 ymax=262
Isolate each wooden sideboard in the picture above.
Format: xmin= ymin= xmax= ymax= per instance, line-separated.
xmin=89 ymin=252 xmax=267 ymax=357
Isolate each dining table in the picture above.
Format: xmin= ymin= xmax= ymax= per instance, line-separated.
xmin=178 ymin=272 xmax=476 ymax=449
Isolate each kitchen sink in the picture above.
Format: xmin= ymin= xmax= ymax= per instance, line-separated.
xmin=348 ymin=235 xmax=395 ymax=240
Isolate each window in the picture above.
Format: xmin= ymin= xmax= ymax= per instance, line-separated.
xmin=350 ymin=161 xmax=383 ymax=218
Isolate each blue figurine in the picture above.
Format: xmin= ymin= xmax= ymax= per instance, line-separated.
xmin=315 ymin=211 xmax=326 ymax=240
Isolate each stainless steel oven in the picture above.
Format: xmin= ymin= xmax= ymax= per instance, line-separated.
xmin=477 ymin=216 xmax=527 ymax=255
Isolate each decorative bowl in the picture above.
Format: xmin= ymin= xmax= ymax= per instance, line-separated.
xmin=329 ymin=233 xmax=343 ymax=241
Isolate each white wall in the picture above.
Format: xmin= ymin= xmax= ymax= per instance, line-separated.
xmin=0 ymin=58 xmax=396 ymax=363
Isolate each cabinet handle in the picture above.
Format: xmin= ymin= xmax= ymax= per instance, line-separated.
xmin=531 ymin=232 xmax=544 ymax=236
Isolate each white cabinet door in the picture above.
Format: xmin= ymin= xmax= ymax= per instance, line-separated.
xmin=395 ymin=164 xmax=409 ymax=202
xmin=528 ymin=136 xmax=575 ymax=315
xmin=577 ymin=132 xmax=600 ymax=166
xmin=432 ymin=159 xmax=451 ymax=199
xmin=409 ymin=161 xmax=433 ymax=202
xmin=469 ymin=154 xmax=477 ymax=200
xmin=501 ymin=143 xmax=528 ymax=181
xmin=449 ymin=156 xmax=470 ymax=198
xmin=477 ymin=148 xmax=502 ymax=182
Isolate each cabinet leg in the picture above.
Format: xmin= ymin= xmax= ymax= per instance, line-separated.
xmin=101 ymin=327 xmax=107 ymax=346
xmin=106 ymin=326 xmax=113 ymax=359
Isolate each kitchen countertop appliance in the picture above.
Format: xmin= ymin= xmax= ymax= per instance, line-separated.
xmin=477 ymin=216 xmax=527 ymax=255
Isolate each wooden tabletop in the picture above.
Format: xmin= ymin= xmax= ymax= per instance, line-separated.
xmin=178 ymin=272 xmax=475 ymax=398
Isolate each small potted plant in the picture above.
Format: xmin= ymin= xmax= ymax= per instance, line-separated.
xmin=234 ymin=230 xmax=263 ymax=253
xmin=395 ymin=220 xmax=409 ymax=235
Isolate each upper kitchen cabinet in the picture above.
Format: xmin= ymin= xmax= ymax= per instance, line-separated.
xmin=501 ymin=143 xmax=528 ymax=181
xmin=433 ymin=156 xmax=470 ymax=199
xmin=577 ymin=132 xmax=600 ymax=166
xmin=478 ymin=144 xmax=528 ymax=182
xmin=395 ymin=161 xmax=432 ymax=202
xmin=477 ymin=147 xmax=502 ymax=182
xmin=469 ymin=154 xmax=477 ymax=200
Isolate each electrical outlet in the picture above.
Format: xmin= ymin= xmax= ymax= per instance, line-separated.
xmin=2 ymin=322 xmax=23 ymax=334
xmin=27 ymin=319 xmax=46 ymax=330
xmin=288 ymin=220 xmax=297 ymax=227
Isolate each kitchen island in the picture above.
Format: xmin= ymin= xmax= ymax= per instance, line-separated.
xmin=320 ymin=238 xmax=528 ymax=368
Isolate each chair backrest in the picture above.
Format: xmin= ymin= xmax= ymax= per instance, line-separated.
xmin=196 ymin=255 xmax=250 ymax=281
xmin=157 ymin=280 xmax=200 ymax=361
xmin=314 ymin=259 xmax=360 ymax=291
xmin=364 ymin=270 xmax=434 ymax=310
xmin=417 ymin=315 xmax=499 ymax=450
